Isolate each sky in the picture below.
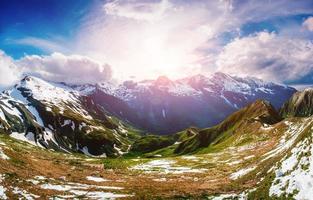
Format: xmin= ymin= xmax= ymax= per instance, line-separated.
xmin=0 ymin=0 xmax=313 ymax=89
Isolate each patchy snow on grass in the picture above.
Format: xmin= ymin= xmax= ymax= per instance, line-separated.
xmin=230 ymin=166 xmax=256 ymax=180
xmin=131 ymin=159 xmax=207 ymax=174
xmin=86 ymin=176 xmax=108 ymax=182
xmin=262 ymin=118 xmax=312 ymax=162
xmin=209 ymin=193 xmax=247 ymax=200
xmin=13 ymin=187 xmax=39 ymax=200
xmin=244 ymin=155 xmax=255 ymax=160
xmin=40 ymin=181 xmax=130 ymax=199
xmin=41 ymin=182 xmax=123 ymax=191
xmin=227 ymin=159 xmax=242 ymax=166
xmin=0 ymin=174 xmax=7 ymax=200
xmin=34 ymin=175 xmax=47 ymax=180
xmin=153 ymin=178 xmax=167 ymax=182
xmin=26 ymin=175 xmax=48 ymax=186
xmin=270 ymin=135 xmax=313 ymax=199
xmin=181 ymin=156 xmax=199 ymax=161
xmin=0 ymin=147 xmax=9 ymax=160
xmin=0 ymin=186 xmax=7 ymax=200
xmin=59 ymin=190 xmax=132 ymax=199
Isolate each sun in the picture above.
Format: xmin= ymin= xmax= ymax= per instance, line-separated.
xmin=141 ymin=35 xmax=182 ymax=77
xmin=79 ymin=16 xmax=206 ymax=81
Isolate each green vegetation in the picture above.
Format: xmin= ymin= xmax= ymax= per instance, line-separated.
xmin=130 ymin=134 xmax=176 ymax=153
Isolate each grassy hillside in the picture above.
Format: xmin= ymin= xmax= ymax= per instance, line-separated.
xmin=142 ymin=100 xmax=281 ymax=157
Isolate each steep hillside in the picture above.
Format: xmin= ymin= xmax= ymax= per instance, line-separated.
xmin=280 ymin=88 xmax=313 ymax=118
xmin=151 ymin=100 xmax=281 ymax=155
xmin=0 ymin=76 xmax=140 ymax=157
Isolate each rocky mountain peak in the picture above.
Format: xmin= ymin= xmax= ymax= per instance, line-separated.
xmin=154 ymin=75 xmax=173 ymax=86
xmin=280 ymin=88 xmax=313 ymax=118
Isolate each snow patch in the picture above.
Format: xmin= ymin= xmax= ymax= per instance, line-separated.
xmin=86 ymin=176 xmax=108 ymax=182
xmin=10 ymin=132 xmax=43 ymax=147
xmin=40 ymin=181 xmax=130 ymax=199
xmin=0 ymin=174 xmax=7 ymax=200
xmin=132 ymin=159 xmax=207 ymax=174
xmin=262 ymin=119 xmax=312 ymax=162
xmin=0 ymin=147 xmax=9 ymax=160
xmin=270 ymin=134 xmax=313 ymax=199
xmin=230 ymin=166 xmax=256 ymax=180
xmin=13 ymin=187 xmax=40 ymax=200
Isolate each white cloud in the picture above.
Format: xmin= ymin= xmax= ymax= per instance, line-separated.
xmin=0 ymin=50 xmax=22 ymax=89
xmin=12 ymin=37 xmax=67 ymax=53
xmin=5 ymin=0 xmax=313 ymax=82
xmin=73 ymin=0 xmax=313 ymax=81
xmin=18 ymin=52 xmax=112 ymax=84
xmin=232 ymin=0 xmax=313 ymax=23
xmin=216 ymin=31 xmax=313 ymax=83
xmin=303 ymin=17 xmax=313 ymax=31
xmin=104 ymin=0 xmax=172 ymax=22
xmin=75 ymin=0 xmax=236 ymax=80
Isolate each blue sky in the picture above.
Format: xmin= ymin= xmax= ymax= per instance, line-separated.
xmin=0 ymin=0 xmax=95 ymax=58
xmin=0 ymin=0 xmax=313 ymax=87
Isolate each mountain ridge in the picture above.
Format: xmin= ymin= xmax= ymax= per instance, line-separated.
xmin=0 ymin=75 xmax=313 ymax=199
xmin=0 ymin=76 xmax=141 ymax=157
xmin=0 ymin=73 xmax=297 ymax=158
xmin=82 ymin=72 xmax=296 ymax=134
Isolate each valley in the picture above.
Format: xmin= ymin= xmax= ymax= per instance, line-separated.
xmin=1 ymin=113 xmax=312 ymax=199
xmin=0 ymin=74 xmax=312 ymax=199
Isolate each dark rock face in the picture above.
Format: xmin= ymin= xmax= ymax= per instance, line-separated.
xmin=280 ymin=88 xmax=313 ymax=118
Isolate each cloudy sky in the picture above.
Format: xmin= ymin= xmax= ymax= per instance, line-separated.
xmin=0 ymin=0 xmax=313 ymax=89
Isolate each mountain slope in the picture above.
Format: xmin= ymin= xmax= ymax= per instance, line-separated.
xmin=136 ymin=99 xmax=281 ymax=156
xmin=90 ymin=72 xmax=296 ymax=134
xmin=126 ymin=96 xmax=313 ymax=199
xmin=0 ymin=83 xmax=312 ymax=199
xmin=0 ymin=76 xmax=140 ymax=157
xmin=280 ymin=88 xmax=313 ymax=118
xmin=174 ymin=100 xmax=281 ymax=154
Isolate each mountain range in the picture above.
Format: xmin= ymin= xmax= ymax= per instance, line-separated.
xmin=2 ymin=72 xmax=313 ymax=199
xmin=77 ymin=72 xmax=296 ymax=134
xmin=0 ymin=73 xmax=296 ymax=157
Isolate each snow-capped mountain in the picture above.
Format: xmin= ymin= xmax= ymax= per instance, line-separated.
xmin=0 ymin=82 xmax=311 ymax=199
xmin=0 ymin=76 xmax=138 ymax=157
xmin=86 ymin=72 xmax=296 ymax=134
xmin=0 ymin=73 xmax=296 ymax=156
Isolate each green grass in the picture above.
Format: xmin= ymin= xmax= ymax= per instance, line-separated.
xmin=102 ymin=158 xmax=142 ymax=169
xmin=130 ymin=134 xmax=176 ymax=154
